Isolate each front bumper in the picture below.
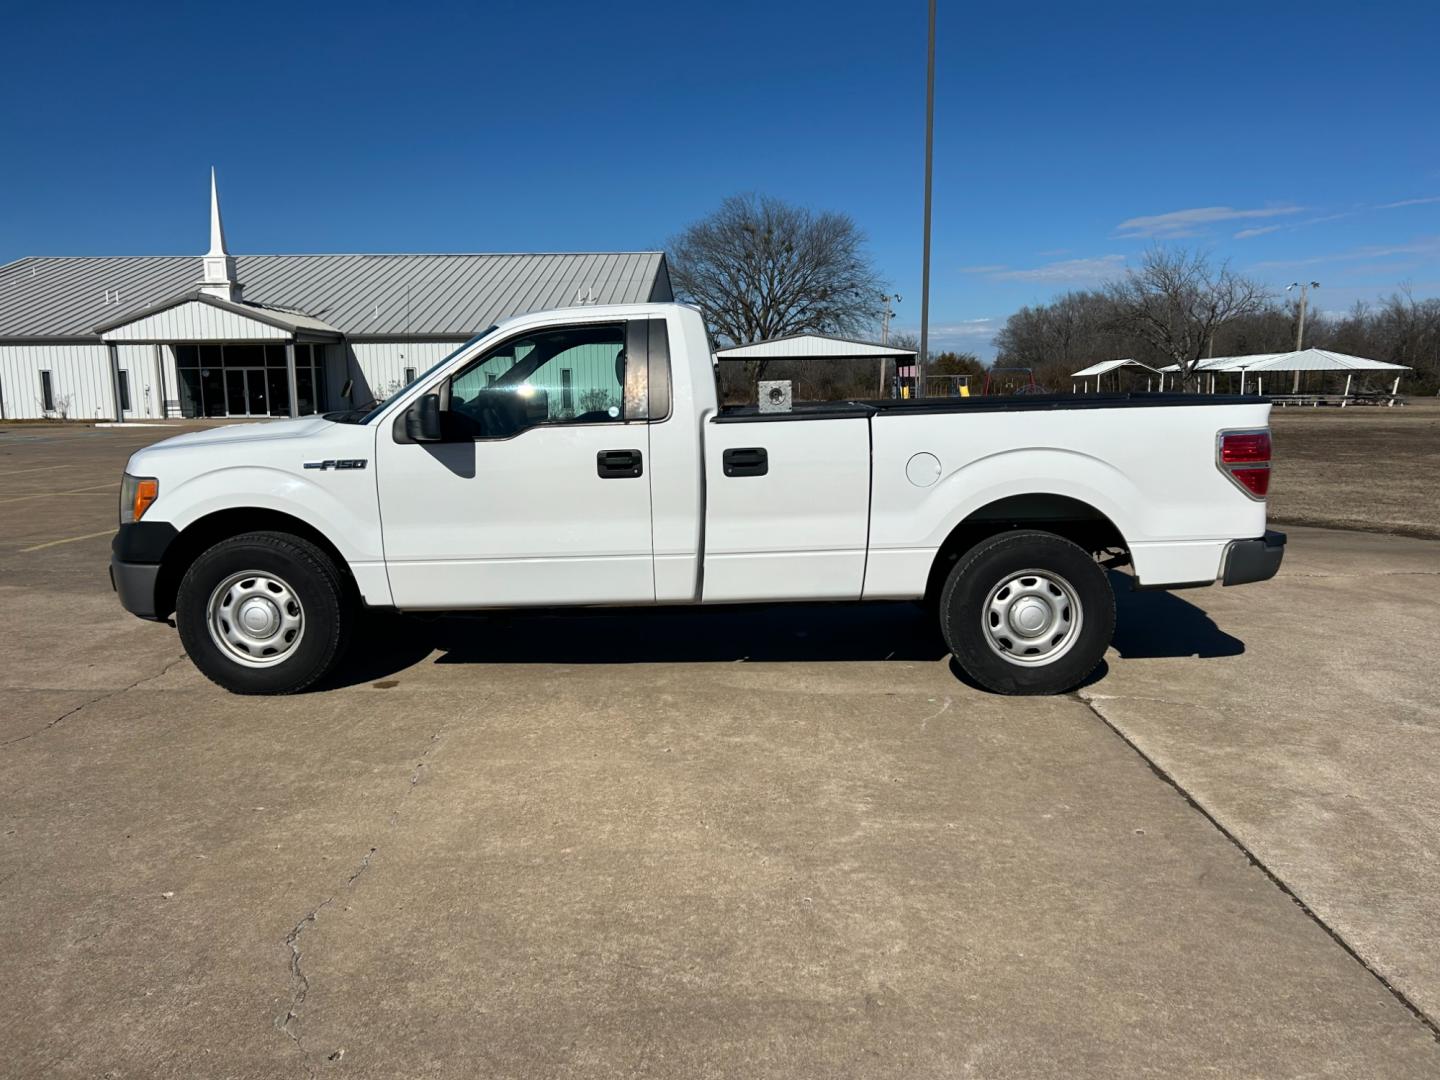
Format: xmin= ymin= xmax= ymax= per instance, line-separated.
xmin=110 ymin=557 xmax=163 ymax=619
xmin=109 ymin=522 xmax=179 ymax=621
xmin=1221 ymin=529 xmax=1286 ymax=586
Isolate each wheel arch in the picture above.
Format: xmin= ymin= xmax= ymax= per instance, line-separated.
xmin=154 ymin=508 xmax=354 ymax=621
xmin=923 ymin=493 xmax=1127 ymax=606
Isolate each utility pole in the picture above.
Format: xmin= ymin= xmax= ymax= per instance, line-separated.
xmin=879 ymin=293 xmax=901 ymax=398
xmin=917 ymin=0 xmax=936 ymax=399
xmin=880 ymin=293 xmax=901 ymax=344
xmin=1286 ymin=280 xmax=1319 ymax=392
xmin=1288 ymin=280 xmax=1319 ymax=350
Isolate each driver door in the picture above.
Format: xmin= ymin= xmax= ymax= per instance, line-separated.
xmin=376 ymin=320 xmax=656 ymax=608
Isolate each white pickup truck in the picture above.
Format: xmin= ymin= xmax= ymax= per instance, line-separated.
xmin=111 ymin=301 xmax=1284 ymax=696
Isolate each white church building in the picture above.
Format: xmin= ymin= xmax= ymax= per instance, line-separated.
xmin=0 ymin=172 xmax=672 ymax=421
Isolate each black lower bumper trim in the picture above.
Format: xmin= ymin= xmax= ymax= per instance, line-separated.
xmin=112 ymin=521 xmax=179 ymax=564
xmin=111 ymin=556 xmax=163 ymax=620
xmin=1222 ymin=529 xmax=1287 ymax=586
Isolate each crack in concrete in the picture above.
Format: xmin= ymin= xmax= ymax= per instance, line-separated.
xmin=275 ymin=728 xmax=445 ymax=1071
xmin=1072 ymin=689 xmax=1440 ymax=1045
xmin=2 ymin=653 xmax=189 ymax=747
xmin=389 ymin=732 xmax=442 ymax=827
xmin=277 ymin=848 xmax=376 ymax=1077
xmin=918 ymin=696 xmax=952 ymax=731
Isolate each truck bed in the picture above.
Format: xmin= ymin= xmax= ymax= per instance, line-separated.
xmin=715 ymin=392 xmax=1260 ymax=422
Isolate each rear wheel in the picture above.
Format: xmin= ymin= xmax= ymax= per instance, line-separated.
xmin=176 ymin=531 xmax=354 ymax=694
xmin=939 ymin=530 xmax=1114 ymax=695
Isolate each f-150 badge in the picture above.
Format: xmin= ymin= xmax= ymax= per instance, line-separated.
xmin=303 ymin=459 xmax=368 ymax=470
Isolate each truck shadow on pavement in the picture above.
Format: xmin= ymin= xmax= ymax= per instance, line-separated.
xmin=323 ymin=577 xmax=1245 ymax=690
xmin=1110 ymin=573 xmax=1246 ymax=660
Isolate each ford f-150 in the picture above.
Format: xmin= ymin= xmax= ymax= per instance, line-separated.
xmin=110 ymin=301 xmax=1284 ymax=695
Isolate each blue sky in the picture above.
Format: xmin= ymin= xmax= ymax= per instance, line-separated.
xmin=3 ymin=0 xmax=1437 ymax=358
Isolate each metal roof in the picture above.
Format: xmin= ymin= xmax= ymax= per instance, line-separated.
xmin=0 ymin=252 xmax=671 ymax=341
xmin=715 ymin=333 xmax=916 ymax=361
xmin=1070 ymin=358 xmax=1162 ymax=378
xmin=1159 ymin=348 xmax=1410 ymax=373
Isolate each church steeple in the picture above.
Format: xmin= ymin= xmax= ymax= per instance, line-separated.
xmin=199 ymin=167 xmax=243 ymax=302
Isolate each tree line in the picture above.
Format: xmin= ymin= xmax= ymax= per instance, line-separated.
xmin=996 ymin=249 xmax=1440 ymax=394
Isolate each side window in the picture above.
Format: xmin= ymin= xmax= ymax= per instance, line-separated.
xmin=446 ymin=323 xmax=628 ymax=439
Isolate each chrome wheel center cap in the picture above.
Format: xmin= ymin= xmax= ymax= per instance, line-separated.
xmin=239 ymin=598 xmax=280 ymax=637
xmin=1011 ymin=597 xmax=1050 ymax=635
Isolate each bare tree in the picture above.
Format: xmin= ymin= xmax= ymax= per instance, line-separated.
xmin=668 ymin=194 xmax=885 ymax=385
xmin=1105 ymin=248 xmax=1269 ymax=389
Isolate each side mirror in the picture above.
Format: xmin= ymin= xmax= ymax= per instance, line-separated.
xmin=404 ymin=393 xmax=443 ymax=442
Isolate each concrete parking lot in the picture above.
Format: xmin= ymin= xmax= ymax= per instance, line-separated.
xmin=2 ymin=422 xmax=1438 ymax=1078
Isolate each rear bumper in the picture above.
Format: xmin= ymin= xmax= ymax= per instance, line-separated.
xmin=1221 ymin=529 xmax=1286 ymax=586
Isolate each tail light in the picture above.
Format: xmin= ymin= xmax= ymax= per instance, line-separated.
xmin=1217 ymin=429 xmax=1271 ymax=499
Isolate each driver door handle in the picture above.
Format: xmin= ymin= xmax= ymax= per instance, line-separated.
xmin=597 ymin=448 xmax=643 ymax=479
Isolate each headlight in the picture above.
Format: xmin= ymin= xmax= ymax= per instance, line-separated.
xmin=119 ymin=473 xmax=159 ymax=524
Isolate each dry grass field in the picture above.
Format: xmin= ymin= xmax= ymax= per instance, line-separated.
xmin=1268 ymin=397 xmax=1440 ymax=539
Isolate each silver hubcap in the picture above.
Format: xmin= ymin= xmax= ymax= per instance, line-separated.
xmin=207 ymin=571 xmax=305 ymax=667
xmin=982 ymin=568 xmax=1082 ymax=667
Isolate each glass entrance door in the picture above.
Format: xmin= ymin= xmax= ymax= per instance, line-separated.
xmin=224 ymin=368 xmax=268 ymax=416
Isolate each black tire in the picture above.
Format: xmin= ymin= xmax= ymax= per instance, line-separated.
xmin=939 ymin=530 xmax=1114 ymax=695
xmin=176 ymin=531 xmax=354 ymax=695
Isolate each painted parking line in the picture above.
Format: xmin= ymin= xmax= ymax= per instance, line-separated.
xmin=19 ymin=528 xmax=116 ymax=553
xmin=4 ymin=463 xmax=84 ymax=477
xmin=0 ymin=482 xmax=118 ymax=505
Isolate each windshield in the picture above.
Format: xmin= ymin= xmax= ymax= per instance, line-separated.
xmin=350 ymin=326 xmax=500 ymax=425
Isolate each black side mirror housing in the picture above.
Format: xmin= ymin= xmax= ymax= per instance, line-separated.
xmin=405 ymin=393 xmax=443 ymax=442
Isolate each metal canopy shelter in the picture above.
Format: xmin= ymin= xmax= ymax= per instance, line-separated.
xmin=1158 ymin=348 xmax=1411 ymax=403
xmin=1070 ymin=358 xmax=1165 ymax=393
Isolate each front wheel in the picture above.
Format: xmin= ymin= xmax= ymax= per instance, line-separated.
xmin=176 ymin=531 xmax=355 ymax=694
xmin=939 ymin=530 xmax=1114 ymax=695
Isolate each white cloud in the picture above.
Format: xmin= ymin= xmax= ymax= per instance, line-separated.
xmin=1375 ymin=195 xmax=1440 ymax=210
xmin=1116 ymin=205 xmax=1305 ymax=239
xmin=1248 ymin=235 xmax=1440 ymax=271
xmin=892 ymin=319 xmax=1002 ymax=354
xmin=986 ymin=255 xmax=1126 ymax=282
xmin=1234 ymin=224 xmax=1285 ymax=239
xmin=931 ymin=318 xmax=1000 ymax=338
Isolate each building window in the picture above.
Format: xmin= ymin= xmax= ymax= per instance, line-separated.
xmin=171 ymin=341 xmax=329 ymax=417
xmin=40 ymin=370 xmax=54 ymax=412
xmin=118 ymin=370 xmax=132 ymax=412
xmin=404 ymin=366 xmax=417 ymax=384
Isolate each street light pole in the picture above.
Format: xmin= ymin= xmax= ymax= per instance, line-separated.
xmin=917 ymin=0 xmax=936 ymax=399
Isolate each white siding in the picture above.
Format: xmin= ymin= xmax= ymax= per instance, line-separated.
xmin=0 ymin=343 xmax=172 ymax=420
xmin=348 ymin=341 xmax=462 ymax=401
xmin=0 ymin=343 xmax=112 ymax=420
xmin=116 ymin=343 xmax=166 ymax=419
xmin=103 ymin=301 xmax=291 ymax=342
